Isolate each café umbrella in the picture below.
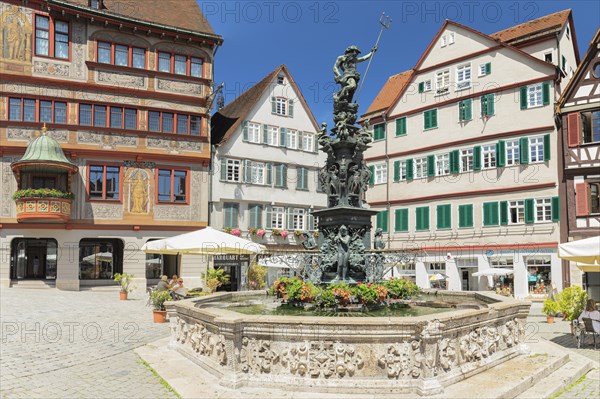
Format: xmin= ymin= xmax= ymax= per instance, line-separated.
xmin=558 ymin=236 xmax=600 ymax=272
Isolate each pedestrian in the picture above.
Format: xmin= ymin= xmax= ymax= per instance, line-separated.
xmin=578 ymin=299 xmax=600 ymax=333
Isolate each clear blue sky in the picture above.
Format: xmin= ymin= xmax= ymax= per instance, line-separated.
xmin=202 ymin=1 xmax=600 ymax=127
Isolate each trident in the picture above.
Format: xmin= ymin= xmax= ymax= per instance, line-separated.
xmin=356 ymin=12 xmax=392 ymax=102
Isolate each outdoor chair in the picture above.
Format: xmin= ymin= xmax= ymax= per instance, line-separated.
xmin=580 ymin=318 xmax=599 ymax=349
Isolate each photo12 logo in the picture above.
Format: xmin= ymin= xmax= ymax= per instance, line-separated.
xmin=1 ymin=321 xmax=139 ymax=344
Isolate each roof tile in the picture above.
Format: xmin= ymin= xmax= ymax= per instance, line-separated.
xmin=361 ymin=70 xmax=413 ymax=119
xmin=490 ymin=9 xmax=570 ymax=44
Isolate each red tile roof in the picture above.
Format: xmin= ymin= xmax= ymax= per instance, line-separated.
xmin=59 ymin=0 xmax=217 ymax=37
xmin=361 ymin=70 xmax=413 ymax=119
xmin=490 ymin=9 xmax=571 ymax=44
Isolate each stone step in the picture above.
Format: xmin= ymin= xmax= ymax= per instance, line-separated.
xmin=10 ymin=280 xmax=55 ymax=289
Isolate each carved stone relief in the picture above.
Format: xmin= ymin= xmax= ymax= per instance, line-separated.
xmin=157 ymin=78 xmax=203 ymax=95
xmin=281 ymin=341 xmax=363 ymax=378
xmin=190 ymin=170 xmax=202 ymax=221
xmin=154 ymin=205 xmax=190 ymax=221
xmin=33 ymin=61 xmax=69 ymax=77
xmin=175 ymin=319 xmax=228 ymax=366
xmin=237 ymin=337 xmax=279 ymax=374
xmin=146 ymin=137 xmax=202 ymax=154
xmin=97 ymin=70 xmax=145 ymax=88
xmin=7 ymin=127 xmax=68 ymax=142
xmin=1 ymin=157 xmax=16 ymax=217
xmin=77 ymin=131 xmax=137 ymax=148
xmin=70 ymin=21 xmax=86 ymax=79
xmin=84 ymin=202 xmax=123 ymax=220
xmin=378 ymin=341 xmax=422 ymax=379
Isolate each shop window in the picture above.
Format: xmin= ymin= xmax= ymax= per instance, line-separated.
xmin=79 ymin=239 xmax=123 ymax=280
xmin=527 ymin=257 xmax=551 ymax=294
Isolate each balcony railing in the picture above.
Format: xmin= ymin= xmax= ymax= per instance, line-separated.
xmin=15 ymin=197 xmax=72 ymax=222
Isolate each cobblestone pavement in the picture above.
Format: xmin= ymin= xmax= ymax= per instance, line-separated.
xmin=527 ymin=301 xmax=600 ymax=399
xmin=0 ymin=288 xmax=177 ymax=399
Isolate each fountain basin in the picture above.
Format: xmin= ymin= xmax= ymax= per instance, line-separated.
xmin=167 ymin=290 xmax=530 ymax=396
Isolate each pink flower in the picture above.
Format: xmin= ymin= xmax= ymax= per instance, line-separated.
xmin=280 ymin=230 xmax=289 ymax=238
xmin=231 ymin=228 xmax=242 ymax=236
xmin=257 ymin=229 xmax=266 ymax=237
xmin=367 ymin=283 xmax=372 ymax=287
xmin=356 ymin=282 xmax=362 ymax=285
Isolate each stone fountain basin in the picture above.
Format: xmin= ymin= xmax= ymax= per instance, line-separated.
xmin=166 ymin=290 xmax=531 ymax=396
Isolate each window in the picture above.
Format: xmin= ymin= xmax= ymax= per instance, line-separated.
xmin=374 ymin=123 xmax=386 ymax=140
xmin=582 ymin=111 xmax=600 ymax=144
xmin=148 ymin=111 xmax=160 ymax=132
xmin=394 ymin=208 xmax=408 ymax=232
xmin=54 ymin=21 xmax=69 ymax=59
xmin=394 ymin=160 xmax=407 ymax=182
xmin=275 ymin=98 xmax=287 ymax=115
xmin=132 ymin=47 xmax=145 ymax=69
xmin=79 ymin=239 xmax=122 ymax=280
xmin=176 ymin=114 xmax=189 ymax=134
xmin=456 ymin=64 xmax=471 ymax=89
xmin=9 ymin=98 xmax=66 ymax=124
xmin=248 ymin=204 xmax=263 ymax=229
xmin=247 ymin=122 xmax=261 ymax=143
xmin=416 ymin=206 xmax=429 ymax=231
xmin=98 ymin=41 xmax=111 ymax=63
xmin=267 ymin=125 xmax=279 ymax=146
xmin=32 ymin=176 xmax=57 ymax=189
xmin=287 ymin=129 xmax=298 ymax=149
xmin=535 ymin=198 xmax=552 ymax=222
xmin=248 ymin=161 xmax=266 ymax=185
xmin=529 ymin=137 xmax=544 ymax=163
xmin=441 ymin=35 xmax=447 ymax=47
xmin=110 ymin=107 xmax=123 ymax=128
xmin=423 ymin=109 xmax=438 ymax=129
xmin=93 ymin=105 xmax=107 ymax=127
xmin=418 ymin=79 xmax=432 ymax=93
xmin=223 ymin=203 xmax=239 ymax=228
xmin=544 ymin=52 xmax=553 ymax=63
xmin=34 ymin=15 xmax=50 ymax=56
xmin=527 ymin=83 xmax=543 ymax=108
xmin=566 ymin=25 xmax=570 ymax=40
xmin=374 ymin=163 xmax=387 ymax=184
xmin=479 ymin=62 xmax=491 ymax=76
xmin=302 ymin=132 xmax=314 ymax=152
xmin=88 ymin=165 xmax=120 ymax=200
xmin=296 ymin=167 xmax=308 ymax=190
xmin=79 ymin=104 xmax=112 ymax=127
xmin=145 ymin=111 xmax=199 ymax=134
xmin=115 ymin=44 xmax=128 ymax=66
xmin=415 ymin=157 xmax=427 ymax=179
xmin=157 ymin=169 xmax=187 ymax=203
xmin=593 ymin=63 xmax=600 ymax=79
xmin=437 ymin=204 xmax=451 ymax=229
xmin=458 ymin=204 xmax=473 ymax=228
xmin=158 ymin=52 xmax=171 ymax=72
xmin=435 ymin=70 xmax=450 ymax=93
xmin=449 ymin=32 xmax=455 ymax=44
xmin=190 ymin=57 xmax=203 ymax=78
xmin=506 ymin=140 xmax=520 ymax=166
xmin=174 ymin=54 xmax=187 ymax=75
xmin=292 ymin=208 xmax=305 ymax=230
xmin=562 ymin=55 xmax=567 ymax=72
xmin=396 ymin=117 xmax=407 ymax=136
xmin=490 ymin=258 xmax=514 ymax=268
xmin=480 ymin=94 xmax=495 ymax=117
xmin=271 ymin=206 xmax=285 ymax=229
xmin=458 ymin=99 xmax=472 ymax=121
xmin=509 ymin=200 xmax=525 ymax=224
xmin=376 ymin=210 xmax=389 ymax=232
xmin=460 ymin=148 xmax=473 ymax=172
xmin=436 ymin=153 xmax=450 ymax=176
xmin=190 ymin=116 xmax=201 ymax=135
xmin=161 ymin=112 xmax=174 ymax=133
xmin=483 ymin=202 xmax=499 ymax=226
xmin=89 ymin=0 xmax=102 ymax=9
xmin=590 ymin=183 xmax=600 ymax=214
xmin=277 ymin=76 xmax=285 ymax=85
xmin=274 ymin=164 xmax=287 ymax=188
xmin=482 ymin=145 xmax=496 ymax=169
xmin=79 ymin=104 xmax=92 ymax=126
xmin=225 ymin=159 xmax=241 ymax=182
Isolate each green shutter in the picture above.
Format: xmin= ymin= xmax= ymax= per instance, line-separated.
xmin=288 ymin=99 xmax=294 ymax=117
xmin=520 ymin=137 xmax=530 ymax=164
xmin=271 ymin=96 xmax=276 ymax=113
xmin=525 ymin=198 xmax=535 ymax=224
xmin=520 ymin=86 xmax=528 ymax=110
xmin=487 ymin=94 xmax=495 ymax=115
xmin=459 ymin=100 xmax=472 ymax=121
xmin=485 ymin=62 xmax=491 ymax=75
xmin=552 ymin=196 xmax=560 ymax=222
xmin=395 ymin=208 xmax=408 ymax=232
xmin=243 ymin=160 xmax=251 ymax=183
xmin=377 ymin=210 xmax=389 ymax=232
xmin=483 ymin=202 xmax=499 ymax=226
xmin=418 ymin=82 xmax=424 ymax=93
xmin=424 ymin=111 xmax=430 ymax=130
xmin=406 ymin=159 xmax=414 ymax=181
xmin=242 ymin=120 xmax=248 ymax=141
xmin=544 ymin=134 xmax=551 ymax=161
xmin=265 ymin=205 xmax=272 ymax=228
xmin=279 ymin=127 xmax=287 ymax=147
xmin=374 ymin=123 xmax=385 ymax=140
xmin=431 ymin=109 xmax=437 ymax=128
xmin=496 ymin=140 xmax=506 ymax=167
xmin=562 ymin=56 xmax=566 ymax=70
xmin=427 ymin=155 xmax=435 ymax=177
xmin=416 ymin=207 xmax=429 ymax=231
xmin=393 ymin=160 xmax=400 ymax=182
xmin=382 ymin=210 xmax=389 ymax=232
xmin=369 ymin=165 xmax=375 ymax=185
xmin=500 ymin=201 xmax=508 ymax=225
xmin=287 ymin=207 xmax=293 ymax=230
xmin=450 ymin=150 xmax=460 ymax=174
xmin=437 ymin=204 xmax=451 ymax=229
xmin=459 ymin=204 xmax=473 ymax=228
xmin=542 ymin=82 xmax=550 ymax=106
xmin=220 ymin=158 xmax=227 ymax=181
xmin=473 ymin=146 xmax=482 ymax=170
xmin=396 ymin=117 xmax=406 ymax=136
xmin=266 ymin=163 xmax=272 ymax=185
xmin=262 ymin=124 xmax=268 ymax=143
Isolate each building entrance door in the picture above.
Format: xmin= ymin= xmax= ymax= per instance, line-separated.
xmin=11 ymin=238 xmax=58 ymax=280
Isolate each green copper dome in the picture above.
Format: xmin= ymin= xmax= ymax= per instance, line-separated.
xmin=12 ymin=130 xmax=76 ymax=170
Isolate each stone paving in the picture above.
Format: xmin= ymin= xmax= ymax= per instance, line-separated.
xmin=0 ymin=288 xmax=177 ymax=399
xmin=526 ymin=301 xmax=600 ymax=399
xmin=1 ymin=289 xmax=599 ymax=399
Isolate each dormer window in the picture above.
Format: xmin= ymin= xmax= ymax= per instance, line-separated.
xmin=90 ymin=0 xmax=102 ymax=9
xmin=277 ymin=76 xmax=285 ymax=85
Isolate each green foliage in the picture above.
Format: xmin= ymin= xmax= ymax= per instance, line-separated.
xmin=314 ymin=287 xmax=336 ymax=307
xmin=113 ymin=272 xmax=135 ymax=293
xmin=384 ymin=277 xmax=420 ymax=299
xmin=202 ymin=268 xmax=231 ymax=293
xmin=150 ymin=290 xmax=172 ymax=311
xmin=12 ymin=188 xmax=74 ymax=201
xmin=247 ymin=264 xmax=267 ymax=290
xmin=542 ymin=298 xmax=560 ymax=317
xmin=353 ymin=283 xmax=379 ymax=305
xmin=557 ymin=286 xmax=588 ymax=321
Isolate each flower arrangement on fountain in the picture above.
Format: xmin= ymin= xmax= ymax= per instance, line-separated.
xmin=268 ymin=277 xmax=419 ymax=309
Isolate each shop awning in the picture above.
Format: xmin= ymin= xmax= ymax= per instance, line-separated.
xmin=576 ymin=263 xmax=600 ymax=273
xmin=558 ymin=236 xmax=600 ymax=265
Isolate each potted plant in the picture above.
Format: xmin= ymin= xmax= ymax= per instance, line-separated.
xmin=542 ymin=297 xmax=560 ymax=324
xmin=114 ymin=272 xmax=134 ymax=300
xmin=150 ymin=290 xmax=172 ymax=323
xmin=557 ymin=286 xmax=588 ymax=322
xmin=202 ymin=268 xmax=231 ymax=293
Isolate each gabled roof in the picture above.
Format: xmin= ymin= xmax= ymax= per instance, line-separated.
xmin=58 ymin=0 xmax=219 ymax=39
xmin=491 ymin=9 xmax=570 ymax=44
xmin=361 ymin=70 xmax=413 ymax=120
xmin=211 ymin=65 xmax=320 ymax=146
xmin=557 ymin=27 xmax=600 ymax=110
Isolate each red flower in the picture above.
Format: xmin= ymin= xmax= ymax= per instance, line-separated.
xmin=357 ymin=282 xmax=362 ymax=285
xmin=367 ymin=283 xmax=372 ymax=287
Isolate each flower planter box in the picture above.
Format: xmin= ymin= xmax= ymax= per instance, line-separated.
xmin=15 ymin=197 xmax=72 ymax=223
